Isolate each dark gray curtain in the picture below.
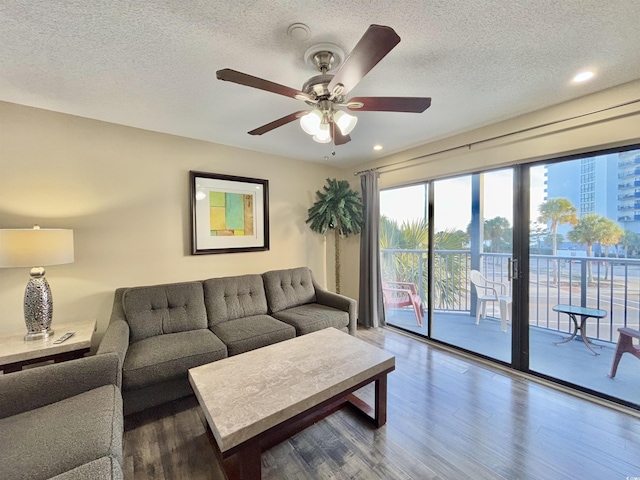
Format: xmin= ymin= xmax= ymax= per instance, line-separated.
xmin=358 ymin=171 xmax=385 ymax=328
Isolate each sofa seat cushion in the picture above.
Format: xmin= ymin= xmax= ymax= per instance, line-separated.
xmin=271 ymin=304 xmax=350 ymax=335
xmin=49 ymin=457 xmax=123 ymax=480
xmin=123 ymin=329 xmax=227 ymax=390
xmin=211 ymin=315 xmax=295 ymax=356
xmin=0 ymin=384 xmax=123 ymax=480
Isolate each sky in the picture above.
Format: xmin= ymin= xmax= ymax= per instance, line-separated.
xmin=380 ymin=167 xmax=547 ymax=231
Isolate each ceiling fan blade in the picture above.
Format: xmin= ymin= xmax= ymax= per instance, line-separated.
xmin=327 ymin=25 xmax=401 ymax=96
xmin=217 ymin=69 xmax=311 ymax=101
xmin=248 ymin=111 xmax=307 ymax=136
xmin=347 ymin=96 xmax=432 ymax=113
xmin=331 ymin=122 xmax=351 ymax=145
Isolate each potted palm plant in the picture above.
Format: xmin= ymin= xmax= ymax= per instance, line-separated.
xmin=306 ymin=178 xmax=364 ymax=293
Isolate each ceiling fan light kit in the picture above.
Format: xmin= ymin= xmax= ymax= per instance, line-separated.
xmin=300 ymin=109 xmax=322 ymax=134
xmin=333 ymin=110 xmax=357 ymax=135
xmin=312 ymin=124 xmax=332 ymax=143
xmin=299 ymin=108 xmax=357 ymax=142
xmin=216 ymin=25 xmax=431 ymax=148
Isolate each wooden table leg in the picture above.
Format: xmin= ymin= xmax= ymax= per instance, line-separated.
xmin=374 ymin=374 xmax=388 ymax=428
xmin=236 ymin=438 xmax=261 ymax=480
xmin=0 ymin=362 xmax=24 ymax=374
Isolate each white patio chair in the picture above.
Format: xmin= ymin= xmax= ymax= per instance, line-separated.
xmin=469 ymin=270 xmax=512 ymax=332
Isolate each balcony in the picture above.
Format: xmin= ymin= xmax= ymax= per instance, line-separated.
xmin=618 ymin=171 xmax=635 ymax=179
xmin=381 ymin=250 xmax=640 ymax=406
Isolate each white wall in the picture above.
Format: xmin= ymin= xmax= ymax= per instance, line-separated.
xmin=0 ymin=101 xmax=341 ymax=342
xmin=341 ymin=79 xmax=640 ymax=301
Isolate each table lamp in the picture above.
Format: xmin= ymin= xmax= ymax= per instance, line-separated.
xmin=0 ymin=225 xmax=74 ymax=340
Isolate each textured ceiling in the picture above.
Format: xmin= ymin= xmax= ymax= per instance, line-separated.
xmin=2 ymin=1 xmax=640 ymax=167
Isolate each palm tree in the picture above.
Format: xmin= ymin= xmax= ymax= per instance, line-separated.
xmin=380 ymin=218 xmax=427 ymax=296
xmin=538 ymin=198 xmax=578 ymax=284
xmin=484 ymin=216 xmax=511 ymax=253
xmin=306 ymin=178 xmax=364 ymax=293
xmin=599 ymin=219 xmax=623 ymax=280
xmin=380 ymin=217 xmax=468 ymax=308
xmin=620 ymin=230 xmax=640 ymax=258
xmin=537 ymin=198 xmax=578 ymax=255
xmin=567 ymin=214 xmax=607 ymax=283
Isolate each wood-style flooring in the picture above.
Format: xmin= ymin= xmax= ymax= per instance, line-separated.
xmin=123 ymin=327 xmax=640 ymax=479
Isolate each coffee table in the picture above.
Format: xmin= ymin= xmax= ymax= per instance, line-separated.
xmin=188 ymin=327 xmax=395 ymax=480
xmin=0 ymin=319 xmax=96 ymax=373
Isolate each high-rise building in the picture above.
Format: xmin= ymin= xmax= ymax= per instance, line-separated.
xmin=615 ymin=150 xmax=640 ymax=226
xmin=544 ymin=151 xmax=640 ymax=238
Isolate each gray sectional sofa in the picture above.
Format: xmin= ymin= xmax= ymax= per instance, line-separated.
xmin=0 ymin=353 xmax=123 ymax=480
xmin=98 ymin=267 xmax=356 ymax=414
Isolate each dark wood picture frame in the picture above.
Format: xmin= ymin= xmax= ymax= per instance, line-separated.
xmin=190 ymin=171 xmax=269 ymax=255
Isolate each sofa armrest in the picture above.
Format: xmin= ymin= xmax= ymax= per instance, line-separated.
xmin=0 ymin=352 xmax=120 ymax=419
xmin=96 ymin=288 xmax=130 ymax=388
xmin=96 ymin=320 xmax=129 ymax=388
xmin=313 ymin=280 xmax=357 ymax=336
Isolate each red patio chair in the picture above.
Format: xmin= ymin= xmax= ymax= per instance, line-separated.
xmin=382 ymin=281 xmax=424 ymax=327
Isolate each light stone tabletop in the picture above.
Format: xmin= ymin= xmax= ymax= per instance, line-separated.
xmin=0 ymin=319 xmax=96 ymax=365
xmin=189 ymin=327 xmax=395 ymax=452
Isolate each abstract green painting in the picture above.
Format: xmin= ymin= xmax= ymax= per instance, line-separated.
xmin=209 ymin=192 xmax=254 ymax=236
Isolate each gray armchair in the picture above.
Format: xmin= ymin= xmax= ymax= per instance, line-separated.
xmin=0 ymin=353 xmax=123 ymax=480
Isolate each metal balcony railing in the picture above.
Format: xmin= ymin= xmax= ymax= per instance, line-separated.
xmin=381 ymin=249 xmax=640 ymax=343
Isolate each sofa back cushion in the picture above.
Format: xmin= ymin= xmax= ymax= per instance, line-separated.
xmin=263 ymin=267 xmax=316 ymax=313
xmin=122 ymin=282 xmax=207 ymax=343
xmin=203 ymin=274 xmax=268 ymax=326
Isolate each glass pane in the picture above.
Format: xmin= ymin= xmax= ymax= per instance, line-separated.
xmin=379 ymin=184 xmax=428 ymax=336
xmin=431 ymin=171 xmax=513 ymax=363
xmin=529 ymin=149 xmax=640 ymax=405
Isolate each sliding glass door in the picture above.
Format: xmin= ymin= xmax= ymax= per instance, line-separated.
xmin=378 ymin=144 xmax=640 ymax=409
xmin=430 ymin=170 xmax=513 ymax=363
xmin=379 ymin=184 xmax=429 ymax=336
xmin=528 ymin=149 xmax=640 ymax=406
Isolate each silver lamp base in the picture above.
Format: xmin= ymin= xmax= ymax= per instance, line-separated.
xmin=24 ymin=328 xmax=55 ymax=341
xmin=24 ymin=267 xmax=54 ymax=341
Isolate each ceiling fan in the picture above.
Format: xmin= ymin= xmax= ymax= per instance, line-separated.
xmin=216 ymin=24 xmax=431 ymax=146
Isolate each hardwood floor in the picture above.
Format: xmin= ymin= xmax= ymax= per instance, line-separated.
xmin=123 ymin=327 xmax=640 ymax=479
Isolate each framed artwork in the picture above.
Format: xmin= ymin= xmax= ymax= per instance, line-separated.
xmin=190 ymin=171 xmax=269 ymax=255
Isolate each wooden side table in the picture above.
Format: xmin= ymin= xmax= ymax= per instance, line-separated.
xmin=0 ymin=319 xmax=96 ymax=373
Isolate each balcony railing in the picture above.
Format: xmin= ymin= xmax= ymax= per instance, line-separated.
xmin=381 ymin=249 xmax=640 ymax=343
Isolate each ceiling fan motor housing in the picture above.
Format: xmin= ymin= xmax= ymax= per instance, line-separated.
xmin=302 ymin=74 xmax=335 ymax=99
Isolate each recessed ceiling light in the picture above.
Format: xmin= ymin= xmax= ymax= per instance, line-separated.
xmin=572 ymin=70 xmax=595 ymax=83
xmin=373 ymin=145 xmax=383 ymax=151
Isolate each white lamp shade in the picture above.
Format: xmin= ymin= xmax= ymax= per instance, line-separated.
xmin=0 ymin=228 xmax=74 ymax=268
xmin=300 ymin=110 xmax=322 ymax=135
xmin=313 ymin=123 xmax=331 ymax=143
xmin=334 ymin=110 xmax=358 ymax=135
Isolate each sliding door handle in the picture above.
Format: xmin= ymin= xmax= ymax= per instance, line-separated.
xmin=508 ymin=258 xmax=518 ymax=281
